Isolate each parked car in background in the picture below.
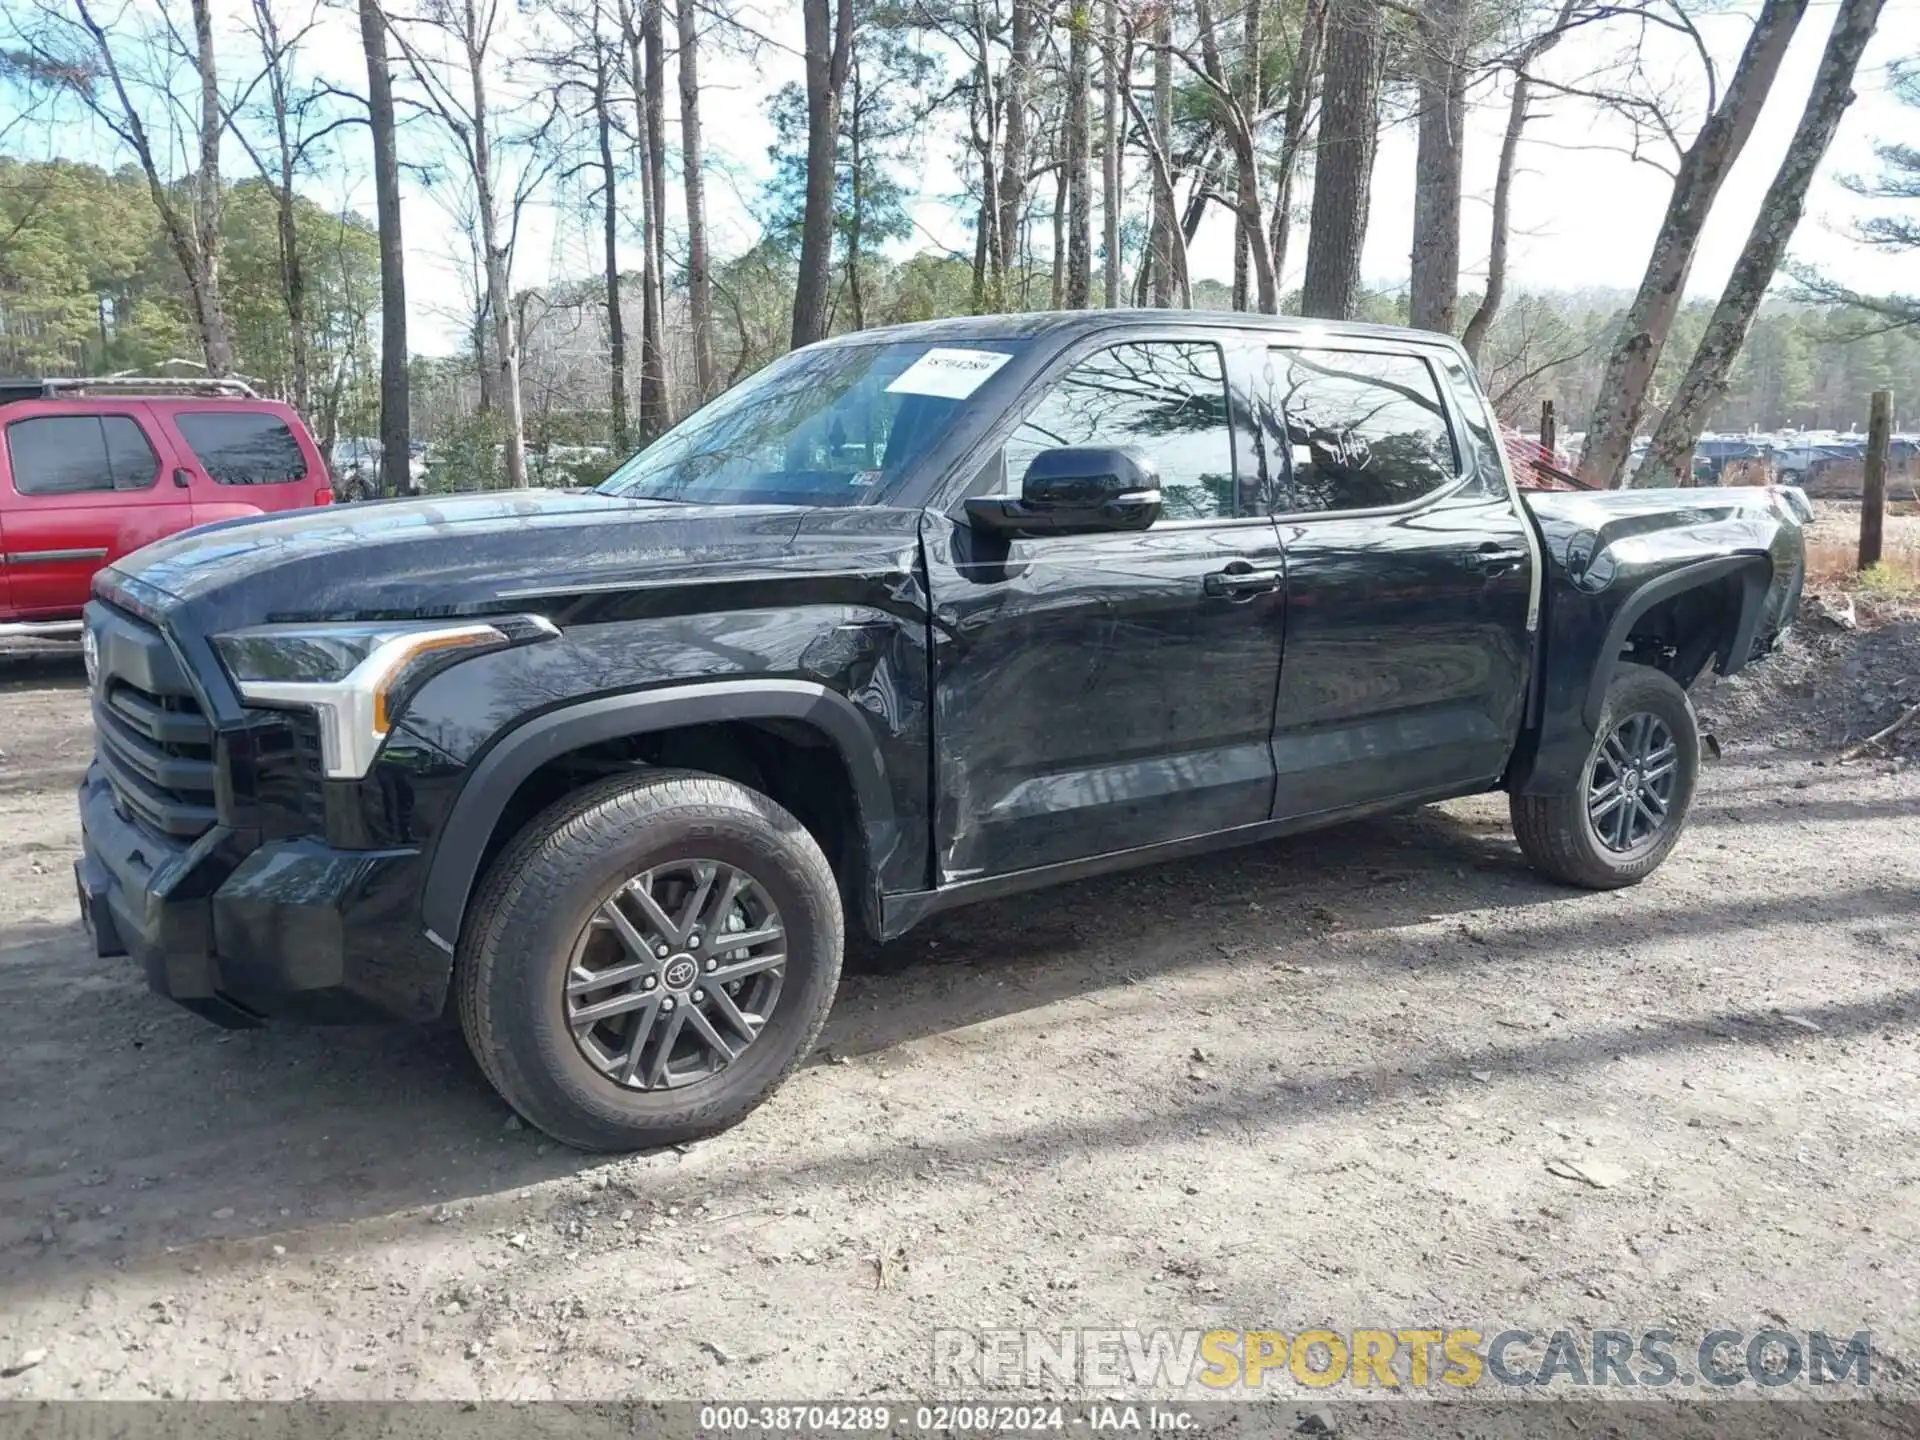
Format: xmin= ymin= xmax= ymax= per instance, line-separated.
xmin=328 ymin=437 xmax=381 ymax=501
xmin=331 ymin=436 xmax=380 ymax=477
xmin=0 ymin=377 xmax=330 ymax=640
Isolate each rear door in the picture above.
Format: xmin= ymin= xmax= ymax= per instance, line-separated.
xmin=1261 ymin=341 xmax=1535 ymax=819
xmin=0 ymin=403 xmax=185 ymax=619
xmin=159 ymin=403 xmax=330 ymax=523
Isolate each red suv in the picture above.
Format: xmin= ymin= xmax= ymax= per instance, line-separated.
xmin=0 ymin=377 xmax=331 ymax=640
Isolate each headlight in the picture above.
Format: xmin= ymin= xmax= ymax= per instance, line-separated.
xmin=213 ymin=615 xmax=558 ymax=779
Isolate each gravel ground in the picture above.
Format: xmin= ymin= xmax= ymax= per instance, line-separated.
xmin=1 ymin=572 xmax=1917 ymax=1426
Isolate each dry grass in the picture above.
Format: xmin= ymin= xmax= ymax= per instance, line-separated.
xmin=1803 ymin=500 xmax=1920 ymax=597
xmin=1805 ymin=536 xmax=1920 ymax=595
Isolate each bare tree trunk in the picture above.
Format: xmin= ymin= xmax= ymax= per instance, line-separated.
xmin=1579 ymin=0 xmax=1808 ymax=489
xmin=1130 ymin=133 xmax=1193 ymax=307
xmin=643 ymin=0 xmax=671 ymax=423
xmin=1101 ymin=0 xmax=1120 ymax=307
xmin=594 ymin=31 xmax=629 ymax=452
xmin=635 ymin=119 xmax=665 ymax=438
xmin=621 ymin=0 xmax=666 ymax=438
xmin=1408 ymin=0 xmax=1469 ymax=333
xmin=1066 ymin=6 xmax=1092 ymax=308
xmin=996 ymin=0 xmax=1034 ymax=296
xmin=466 ymin=24 xmax=527 ymax=489
xmin=1149 ymin=7 xmax=1174 ymax=307
xmin=1269 ymin=0 xmax=1325 ymax=294
xmin=190 ymin=0 xmax=233 ymax=375
xmin=1300 ymin=0 xmax=1381 ymax=319
xmin=69 ymin=0 xmax=232 ymax=378
xmin=847 ymin=52 xmax=867 ymax=329
xmin=1459 ymin=0 xmax=1574 ymax=364
xmin=970 ymin=2 xmax=1000 ymax=311
xmin=971 ymin=194 xmax=991 ymax=312
xmin=272 ymin=158 xmax=309 ymax=413
xmin=1180 ymin=148 xmax=1216 ymax=249
xmin=676 ymin=0 xmax=715 ymax=401
xmin=792 ymin=0 xmax=853 ymax=347
xmin=359 ymin=0 xmax=408 ymax=496
xmin=1460 ymin=70 xmax=1526 ymax=364
xmin=1196 ymin=0 xmax=1277 ymax=311
xmin=1639 ymin=0 xmax=1885 ymax=486
xmin=472 ymin=299 xmax=492 ymax=413
xmin=1233 ymin=0 xmax=1258 ymax=311
xmin=1050 ymin=155 xmax=1067 ymax=309
xmin=248 ymin=0 xmax=310 ymax=417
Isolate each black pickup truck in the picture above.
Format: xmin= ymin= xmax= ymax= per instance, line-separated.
xmin=73 ymin=313 xmax=1807 ymax=1150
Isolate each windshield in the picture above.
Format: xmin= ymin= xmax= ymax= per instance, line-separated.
xmin=597 ymin=339 xmax=1027 ymax=507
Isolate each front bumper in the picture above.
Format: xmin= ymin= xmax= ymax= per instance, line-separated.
xmin=76 ymin=763 xmax=451 ymax=1026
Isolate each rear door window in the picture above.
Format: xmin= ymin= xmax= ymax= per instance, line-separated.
xmin=7 ymin=415 xmax=159 ymax=495
xmin=1265 ymin=348 xmax=1460 ymax=513
xmin=176 ymin=411 xmax=310 ymax=486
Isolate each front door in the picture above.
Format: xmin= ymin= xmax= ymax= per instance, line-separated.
xmin=1259 ymin=343 xmax=1535 ymax=819
xmin=924 ymin=336 xmax=1287 ymax=883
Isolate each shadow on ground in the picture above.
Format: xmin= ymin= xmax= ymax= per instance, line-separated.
xmin=2 ymin=761 xmax=1914 ymax=1296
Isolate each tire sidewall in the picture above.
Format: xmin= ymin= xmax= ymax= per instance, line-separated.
xmin=477 ymin=780 xmax=841 ymax=1147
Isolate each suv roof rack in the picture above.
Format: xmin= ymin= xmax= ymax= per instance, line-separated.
xmin=0 ymin=375 xmax=262 ymax=404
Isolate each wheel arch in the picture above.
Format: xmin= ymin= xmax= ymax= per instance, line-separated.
xmin=419 ymin=680 xmax=895 ymax=949
xmin=1581 ymin=555 xmax=1772 ymax=730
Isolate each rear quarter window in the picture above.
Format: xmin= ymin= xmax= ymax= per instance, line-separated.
xmin=6 ymin=415 xmax=158 ymax=495
xmin=176 ymin=411 xmax=310 ymax=486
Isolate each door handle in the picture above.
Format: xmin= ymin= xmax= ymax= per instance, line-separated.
xmin=1202 ymin=566 xmax=1283 ymax=598
xmin=1465 ymin=546 xmax=1528 ymax=574
xmin=173 ymin=468 xmax=193 ymax=489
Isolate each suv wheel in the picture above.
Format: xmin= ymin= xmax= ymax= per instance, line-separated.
xmin=1511 ymin=664 xmax=1701 ymax=889
xmin=456 ymin=770 xmax=843 ymax=1151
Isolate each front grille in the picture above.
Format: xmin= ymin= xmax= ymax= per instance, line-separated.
xmin=248 ymin=708 xmax=328 ymax=834
xmin=291 ymin=714 xmax=327 ymax=829
xmin=89 ymin=607 xmax=218 ymax=840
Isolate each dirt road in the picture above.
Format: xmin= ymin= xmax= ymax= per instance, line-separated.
xmin=1 ymin=603 xmax=1917 ymax=1413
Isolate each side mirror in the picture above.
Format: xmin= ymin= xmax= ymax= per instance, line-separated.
xmin=964 ymin=446 xmax=1163 ymax=537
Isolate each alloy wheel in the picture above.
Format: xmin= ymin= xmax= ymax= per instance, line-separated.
xmin=563 ymin=858 xmax=787 ymax=1090
xmin=1586 ymin=712 xmax=1679 ymax=853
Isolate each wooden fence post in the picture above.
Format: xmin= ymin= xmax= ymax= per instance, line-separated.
xmin=1860 ymin=390 xmax=1891 ymax=571
xmin=1539 ymin=399 xmax=1556 ymax=458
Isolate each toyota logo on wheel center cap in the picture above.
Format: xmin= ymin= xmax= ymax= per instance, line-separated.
xmin=662 ymin=956 xmax=698 ymax=989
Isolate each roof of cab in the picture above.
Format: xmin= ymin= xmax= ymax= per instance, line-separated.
xmin=809 ymin=309 xmax=1466 ymax=353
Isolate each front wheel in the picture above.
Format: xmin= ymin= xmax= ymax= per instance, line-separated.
xmin=1511 ymin=665 xmax=1701 ymax=889
xmin=456 ymin=770 xmax=843 ymax=1151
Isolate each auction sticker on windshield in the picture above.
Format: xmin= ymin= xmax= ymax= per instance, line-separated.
xmin=886 ymin=347 xmax=1013 ymax=399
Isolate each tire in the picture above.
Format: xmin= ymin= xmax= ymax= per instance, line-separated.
xmin=456 ymin=769 xmax=843 ymax=1152
xmin=1511 ymin=664 xmax=1701 ymax=889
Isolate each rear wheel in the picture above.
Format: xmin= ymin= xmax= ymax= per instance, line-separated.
xmin=1511 ymin=665 xmax=1700 ymax=889
xmin=456 ymin=770 xmax=843 ymax=1151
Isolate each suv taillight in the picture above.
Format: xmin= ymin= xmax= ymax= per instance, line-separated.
xmin=313 ymin=485 xmax=333 ymax=506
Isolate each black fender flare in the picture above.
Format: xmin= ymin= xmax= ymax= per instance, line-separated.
xmin=418 ymin=679 xmax=895 ymax=947
xmin=1581 ymin=555 xmax=1772 ymax=729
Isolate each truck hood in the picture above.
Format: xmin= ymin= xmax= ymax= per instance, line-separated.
xmin=102 ymin=490 xmax=822 ymax=629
